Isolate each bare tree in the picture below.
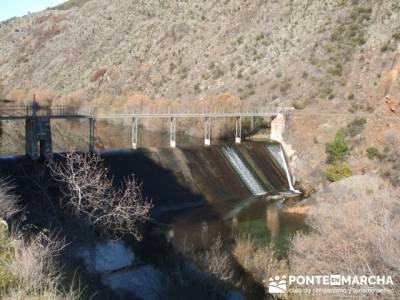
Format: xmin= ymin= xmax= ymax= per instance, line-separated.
xmin=50 ymin=152 xmax=152 ymax=240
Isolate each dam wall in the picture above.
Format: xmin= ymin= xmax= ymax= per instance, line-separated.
xmin=0 ymin=142 xmax=294 ymax=218
xmin=101 ymin=142 xmax=291 ymax=216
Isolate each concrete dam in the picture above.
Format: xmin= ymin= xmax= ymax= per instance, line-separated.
xmin=100 ymin=142 xmax=296 ymax=216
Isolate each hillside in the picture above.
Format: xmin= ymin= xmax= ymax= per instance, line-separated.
xmin=1 ymin=0 xmax=400 ymax=190
xmin=0 ymin=0 xmax=400 ymax=113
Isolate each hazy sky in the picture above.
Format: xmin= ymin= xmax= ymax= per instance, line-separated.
xmin=0 ymin=0 xmax=66 ymax=21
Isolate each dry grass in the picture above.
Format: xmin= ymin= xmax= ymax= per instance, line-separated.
xmin=0 ymin=178 xmax=21 ymax=220
xmin=0 ymin=228 xmax=80 ymax=300
xmin=200 ymin=235 xmax=234 ymax=282
xmin=233 ymin=234 xmax=288 ymax=285
xmin=290 ymin=175 xmax=400 ymax=298
xmin=282 ymin=204 xmax=310 ymax=215
xmin=0 ymin=180 xmax=80 ymax=300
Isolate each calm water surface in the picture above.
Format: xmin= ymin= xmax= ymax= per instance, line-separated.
xmin=165 ymin=197 xmax=309 ymax=258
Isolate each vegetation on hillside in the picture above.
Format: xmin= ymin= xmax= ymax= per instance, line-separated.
xmin=325 ymin=129 xmax=352 ymax=182
xmin=325 ymin=129 xmax=350 ymax=164
xmin=0 ymin=179 xmax=79 ymax=300
xmin=1 ymin=0 xmax=399 ymax=113
xmin=290 ymin=175 xmax=400 ymax=298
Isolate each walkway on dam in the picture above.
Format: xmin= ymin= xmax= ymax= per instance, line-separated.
xmin=0 ymin=103 xmax=287 ymax=159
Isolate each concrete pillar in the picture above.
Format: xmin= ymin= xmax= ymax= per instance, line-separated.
xmin=270 ymin=112 xmax=297 ymax=185
xmin=204 ymin=116 xmax=211 ymax=146
xmin=270 ymin=113 xmax=285 ymax=143
xmin=235 ymin=116 xmax=241 ymax=144
xmin=170 ymin=117 xmax=176 ymax=148
xmin=132 ymin=117 xmax=139 ymax=149
xmin=25 ymin=116 xmax=53 ymax=160
xmin=25 ymin=118 xmax=38 ymax=160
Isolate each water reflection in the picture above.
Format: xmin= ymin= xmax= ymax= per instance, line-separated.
xmin=168 ymin=197 xmax=308 ymax=257
xmin=266 ymin=203 xmax=280 ymax=241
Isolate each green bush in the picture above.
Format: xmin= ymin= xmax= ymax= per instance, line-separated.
xmin=325 ymin=163 xmax=352 ymax=182
xmin=326 ymin=130 xmax=350 ymax=163
xmin=292 ymin=98 xmax=308 ymax=110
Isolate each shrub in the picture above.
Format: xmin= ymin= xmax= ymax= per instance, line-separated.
xmin=0 ymin=228 xmax=79 ymax=299
xmin=280 ymin=81 xmax=292 ymax=95
xmin=0 ymin=181 xmax=79 ymax=299
xmin=366 ymin=147 xmax=386 ymax=161
xmin=233 ymin=235 xmax=287 ymax=285
xmin=328 ymin=63 xmax=343 ymax=76
xmin=325 ymin=163 xmax=352 ymax=182
xmin=290 ymin=175 xmax=400 ymax=298
xmin=381 ymin=43 xmax=389 ymax=52
xmin=326 ymin=130 xmax=350 ymax=163
xmin=292 ymin=98 xmax=308 ymax=110
xmin=201 ymin=235 xmax=233 ymax=282
xmin=345 ymin=117 xmax=367 ymax=137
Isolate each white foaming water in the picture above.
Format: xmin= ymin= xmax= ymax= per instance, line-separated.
xmin=266 ymin=144 xmax=300 ymax=193
xmin=222 ymin=147 xmax=266 ymax=196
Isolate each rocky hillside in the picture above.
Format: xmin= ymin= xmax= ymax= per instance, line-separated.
xmin=0 ymin=0 xmax=400 ymax=113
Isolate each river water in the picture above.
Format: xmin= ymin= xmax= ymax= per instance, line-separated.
xmin=163 ymin=196 xmax=308 ymax=258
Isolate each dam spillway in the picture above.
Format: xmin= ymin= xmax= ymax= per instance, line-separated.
xmin=0 ymin=142 xmax=295 ymax=217
xmin=100 ymin=142 xmax=292 ymax=216
xmin=222 ymin=147 xmax=266 ymax=196
xmin=266 ymin=144 xmax=298 ymax=193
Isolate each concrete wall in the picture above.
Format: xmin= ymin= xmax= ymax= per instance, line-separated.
xmin=101 ymin=143 xmax=289 ymax=216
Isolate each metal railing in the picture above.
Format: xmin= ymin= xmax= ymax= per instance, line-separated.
xmin=90 ymin=105 xmax=292 ymax=119
xmin=0 ymin=104 xmax=292 ymax=119
xmin=0 ymin=105 xmax=86 ymax=118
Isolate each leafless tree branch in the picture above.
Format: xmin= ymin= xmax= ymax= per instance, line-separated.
xmin=49 ymin=152 xmax=152 ymax=240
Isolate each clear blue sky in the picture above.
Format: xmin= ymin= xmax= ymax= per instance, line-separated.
xmin=0 ymin=0 xmax=66 ymax=21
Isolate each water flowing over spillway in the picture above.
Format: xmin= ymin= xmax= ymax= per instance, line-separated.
xmin=222 ymin=147 xmax=267 ymax=196
xmin=266 ymin=144 xmax=299 ymax=193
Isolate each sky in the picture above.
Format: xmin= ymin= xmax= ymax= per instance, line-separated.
xmin=0 ymin=0 xmax=66 ymax=21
